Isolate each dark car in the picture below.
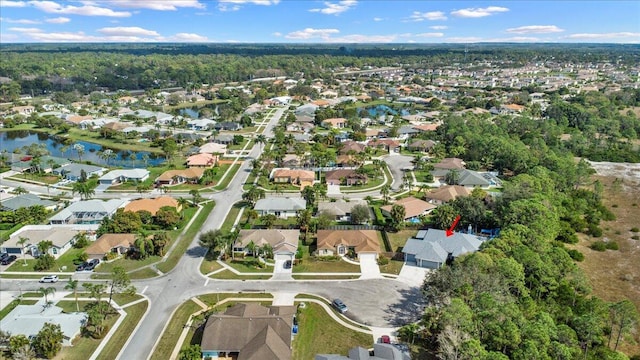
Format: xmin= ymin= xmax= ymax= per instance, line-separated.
xmin=332 ymin=298 xmax=348 ymax=313
xmin=1 ymin=255 xmax=17 ymax=265
xmin=0 ymin=253 xmax=8 ymax=261
xmin=84 ymin=259 xmax=100 ymax=271
xmin=284 ymin=260 xmax=292 ymax=269
xmin=76 ymin=262 xmax=89 ymax=271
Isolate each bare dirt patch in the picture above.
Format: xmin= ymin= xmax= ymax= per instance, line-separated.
xmin=570 ymin=163 xmax=640 ymax=355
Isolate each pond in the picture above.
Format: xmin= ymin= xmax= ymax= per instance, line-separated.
xmin=363 ymin=105 xmax=410 ymax=118
xmin=0 ymin=131 xmax=165 ymax=168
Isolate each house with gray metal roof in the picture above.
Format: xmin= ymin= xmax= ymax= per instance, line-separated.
xmin=2 ymin=224 xmax=98 ymax=258
xmin=318 ymin=199 xmax=368 ymax=222
xmin=0 ymin=193 xmax=56 ymax=211
xmin=49 ymin=199 xmax=125 ymax=225
xmin=54 ymin=163 xmax=105 ymax=181
xmin=403 ymin=228 xmax=484 ymax=269
xmin=0 ymin=304 xmax=86 ymax=346
xmin=98 ymin=168 xmax=150 ymax=185
xmin=254 ymin=197 xmax=305 ymax=218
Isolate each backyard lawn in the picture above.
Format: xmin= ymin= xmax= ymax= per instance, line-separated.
xmin=385 ymin=229 xmax=417 ymax=252
xmin=292 ymin=302 xmax=372 ymax=359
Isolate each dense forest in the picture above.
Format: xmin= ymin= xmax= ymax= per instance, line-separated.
xmin=1 ymin=43 xmax=639 ymax=96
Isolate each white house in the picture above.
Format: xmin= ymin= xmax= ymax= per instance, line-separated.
xmin=254 ymin=197 xmax=305 ymax=218
xmin=98 ymin=169 xmax=150 ymax=185
xmin=2 ymin=224 xmax=98 ymax=259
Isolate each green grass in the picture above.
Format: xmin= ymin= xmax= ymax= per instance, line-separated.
xmin=0 ymin=222 xmax=24 ymax=241
xmin=5 ymin=247 xmax=87 ymax=273
xmin=149 ymin=299 xmax=202 ymax=360
xmin=379 ymin=259 xmax=405 ymax=275
xmin=156 ymin=201 xmax=215 ymax=273
xmin=220 ymin=202 xmax=244 ymax=233
xmin=0 ymin=299 xmax=21 ymax=320
xmin=7 ymin=173 xmax=61 ymax=184
xmin=293 ymin=244 xmax=361 ymax=273
xmin=291 ymin=275 xmax=360 ymax=280
xmin=96 ymin=300 xmax=148 ymax=360
xmin=112 ymin=293 xmax=143 ymax=305
xmin=57 ymin=300 xmax=94 ymax=313
xmin=224 ymin=257 xmax=271 ymax=273
xmin=213 ymin=164 xmax=241 ymax=190
xmin=386 ymin=229 xmax=416 ymax=252
xmin=292 ymin=302 xmax=372 ymax=360
xmin=196 ymin=293 xmax=273 ymax=307
xmin=95 ymin=255 xmax=162 ymax=274
xmin=200 ymin=258 xmax=223 ymax=274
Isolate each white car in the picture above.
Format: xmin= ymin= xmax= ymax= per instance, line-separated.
xmin=39 ymin=275 xmax=59 ymax=283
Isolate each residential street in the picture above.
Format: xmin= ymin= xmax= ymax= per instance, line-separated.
xmin=0 ymin=107 xmax=424 ymax=359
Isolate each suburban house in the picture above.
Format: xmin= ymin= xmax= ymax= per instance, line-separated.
xmin=213 ymin=122 xmax=242 ymax=132
xmin=54 ymin=163 xmax=105 ymax=181
xmin=403 ymin=228 xmax=484 ymax=269
xmin=316 ymin=344 xmax=409 ymax=360
xmin=317 ymin=199 xmax=368 ymax=222
xmin=407 ymin=139 xmax=437 ymax=152
xmin=325 ymin=169 xmax=368 ymax=186
xmin=155 ymin=168 xmax=205 ymax=186
xmin=432 ymin=157 xmax=466 ymax=171
xmin=271 ymin=169 xmax=315 ymax=189
xmin=9 ymin=155 xmax=70 ymax=174
xmin=187 ymin=118 xmax=216 ymax=131
xmin=455 ymin=169 xmax=492 ymax=188
xmin=0 ymin=193 xmax=56 ymax=211
xmin=339 ymin=141 xmax=366 ymax=155
xmin=11 ymin=105 xmax=35 ymax=115
xmin=0 ymin=304 xmax=86 ymax=346
xmin=49 ymin=199 xmax=125 ymax=225
xmin=367 ymin=139 xmax=401 ymax=153
xmin=316 ymin=230 xmax=381 ymax=258
xmin=85 ymin=233 xmax=135 ymax=260
xmin=1 ymin=224 xmax=98 ymax=259
xmin=186 ymin=153 xmax=218 ymax=167
xmin=424 ymin=185 xmax=472 ymax=205
xmin=98 ymin=169 xmax=150 ymax=185
xmin=322 ymin=117 xmax=347 ymax=129
xmin=211 ymin=133 xmax=236 ymax=145
xmin=123 ymin=196 xmax=180 ymax=216
xmin=199 ymin=142 xmax=227 ymax=154
xmin=381 ymin=196 xmax=436 ymax=222
xmin=254 ymin=197 xmax=306 ymax=218
xmin=233 ymin=229 xmax=299 ymax=263
xmin=201 ymin=302 xmax=296 ymax=360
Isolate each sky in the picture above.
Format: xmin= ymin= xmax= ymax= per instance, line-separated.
xmin=0 ymin=0 xmax=639 ymax=44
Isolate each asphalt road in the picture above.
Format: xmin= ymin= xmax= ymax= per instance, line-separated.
xmin=383 ymin=154 xmax=415 ymax=190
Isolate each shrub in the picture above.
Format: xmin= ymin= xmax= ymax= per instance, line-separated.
xmin=632 ymin=235 xmax=639 ymax=240
xmin=567 ymin=249 xmax=584 ymax=262
xmin=377 ymin=256 xmax=390 ymax=265
xmin=611 ymin=204 xmax=618 ymax=208
xmin=630 ymin=227 xmax=639 ymax=233
xmin=587 ymin=224 xmax=603 ymax=237
xmin=590 ymin=241 xmax=607 ymax=252
xmin=605 ymin=241 xmax=619 ymax=250
xmin=34 ymin=254 xmax=55 ymax=271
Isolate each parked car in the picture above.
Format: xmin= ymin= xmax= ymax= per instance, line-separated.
xmin=0 ymin=253 xmax=8 ymax=261
xmin=84 ymin=259 xmax=100 ymax=271
xmin=332 ymin=298 xmax=348 ymax=313
xmin=1 ymin=255 xmax=17 ymax=265
xmin=380 ymin=335 xmax=391 ymax=344
xmin=39 ymin=275 xmax=59 ymax=283
xmin=283 ymin=260 xmax=292 ymax=269
xmin=76 ymin=262 xmax=89 ymax=271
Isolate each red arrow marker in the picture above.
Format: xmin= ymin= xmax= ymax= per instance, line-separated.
xmin=446 ymin=215 xmax=461 ymax=237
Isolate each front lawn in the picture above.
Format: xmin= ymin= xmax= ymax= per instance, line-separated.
xmin=8 ymin=173 xmax=61 ymax=185
xmin=6 ymin=247 xmax=87 ymax=273
xmin=292 ymin=302 xmax=372 ymax=360
xmin=96 ymin=300 xmax=148 ymax=360
xmin=224 ymin=257 xmax=271 ymax=273
xmin=200 ymin=258 xmax=223 ymax=274
xmin=209 ymin=270 xmax=272 ymax=280
xmin=293 ymin=244 xmax=360 ymax=273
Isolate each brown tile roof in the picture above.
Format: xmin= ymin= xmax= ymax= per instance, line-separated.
xmin=339 ymin=141 xmax=366 ymax=154
xmin=433 ymin=157 xmax=465 ymax=170
xmin=316 ymin=230 xmax=381 ymax=254
xmin=124 ymin=196 xmax=179 ymax=215
xmin=272 ymin=169 xmax=314 ymax=183
xmin=156 ymin=168 xmax=205 ymax=182
xmin=66 ymin=115 xmax=93 ymax=124
xmin=235 ymin=229 xmax=299 ymax=253
xmin=424 ymin=185 xmax=471 ymax=203
xmin=368 ymin=138 xmax=400 ymax=148
xmin=325 ymin=169 xmax=366 ymax=182
xmin=412 ymin=123 xmax=440 ymax=132
xmin=381 ymin=196 xmax=436 ymax=220
xmin=86 ymin=233 xmax=135 ymax=256
xmin=186 ymin=153 xmax=217 ymax=167
xmin=322 ymin=117 xmax=346 ymax=127
xmin=201 ymin=303 xmax=295 ymax=360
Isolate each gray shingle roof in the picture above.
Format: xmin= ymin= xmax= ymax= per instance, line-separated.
xmin=254 ymin=197 xmax=306 ymax=212
xmin=0 ymin=193 xmax=55 ymax=211
xmin=403 ymin=229 xmax=483 ymax=264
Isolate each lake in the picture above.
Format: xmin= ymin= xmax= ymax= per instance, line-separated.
xmin=0 ymin=131 xmax=165 ymax=168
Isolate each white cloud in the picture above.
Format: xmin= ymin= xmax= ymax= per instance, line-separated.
xmin=285 ymin=28 xmax=339 ymax=40
xmin=324 ymin=34 xmax=396 ymax=43
xmin=8 ymin=26 xmax=42 ymax=32
xmin=0 ymin=17 xmax=41 ymax=24
xmin=168 ymin=33 xmax=209 ymax=42
xmin=446 ymin=36 xmax=483 ymax=43
xmin=429 ymin=25 xmax=447 ymax=30
xmin=272 ymin=32 xmax=282 ymax=37
xmin=485 ymin=36 xmax=541 ymax=42
xmin=507 ymin=25 xmax=563 ymax=34
xmin=218 ymin=4 xmax=240 ymax=11
xmin=0 ymin=1 xmax=27 ymax=7
xmin=451 ymin=6 xmax=508 ymax=18
xmin=45 ymin=16 xmax=69 ymax=23
xmin=218 ymin=0 xmax=280 ymax=5
xmin=30 ymin=1 xmax=132 ymax=17
xmin=566 ymin=32 xmax=640 ymax=40
xmin=414 ymin=32 xmax=444 ymax=38
xmin=0 ymin=33 xmax=19 ymax=42
xmin=98 ymin=26 xmax=159 ymax=36
xmin=373 ymin=17 xmax=382 ymax=21
xmin=309 ymin=0 xmax=357 ymax=15
xmin=98 ymin=0 xmax=205 ymax=10
xmin=407 ymin=11 xmax=447 ymax=22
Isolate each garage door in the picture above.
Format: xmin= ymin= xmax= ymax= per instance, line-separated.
xmin=358 ymin=253 xmax=381 ymax=279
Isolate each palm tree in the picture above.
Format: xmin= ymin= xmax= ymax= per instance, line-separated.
xmin=129 ymin=153 xmax=137 ymax=167
xmin=72 ymin=182 xmax=95 ymax=200
xmin=380 ymin=184 xmax=391 ymax=204
xmin=176 ymin=197 xmax=190 ymax=218
xmin=189 ymin=189 xmax=203 ymax=205
xmin=255 ymin=134 xmax=267 ymax=150
xmin=142 ymin=154 xmax=150 ymax=167
xmin=65 ymin=280 xmax=80 ymax=312
xmin=37 ymin=240 xmax=53 ymax=258
xmin=11 ymin=186 xmax=27 ymax=195
xmin=39 ymin=286 xmax=56 ymax=304
xmin=261 ymin=214 xmax=277 ymax=229
xmin=73 ymin=144 xmax=85 ymax=162
xmin=17 ymin=237 xmax=29 ymax=266
xmin=134 ymin=230 xmax=154 ymax=259
xmin=246 ymin=240 xmax=257 ymax=257
xmin=244 ymin=209 xmax=258 ymax=225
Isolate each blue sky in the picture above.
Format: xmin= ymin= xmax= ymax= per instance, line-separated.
xmin=1 ymin=0 xmax=639 ymax=43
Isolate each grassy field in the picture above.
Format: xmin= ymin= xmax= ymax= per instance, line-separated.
xmin=292 ymin=302 xmax=372 ymax=359
xmin=385 ymin=229 xmax=417 ymax=252
xmin=570 ymin=174 xmax=640 ymax=355
xmin=149 ymin=299 xmax=202 ymax=360
xmin=156 ymin=201 xmax=214 ymax=273
xmin=95 ymin=300 xmax=148 ymax=360
xmin=209 ymin=270 xmax=272 ymax=280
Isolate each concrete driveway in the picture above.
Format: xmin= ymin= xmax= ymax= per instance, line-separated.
xmin=359 ymin=253 xmax=381 ymax=279
xmin=383 ymin=154 xmax=415 ymax=190
xmin=397 ymin=263 xmax=431 ymax=287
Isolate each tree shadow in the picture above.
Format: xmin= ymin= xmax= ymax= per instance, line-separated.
xmin=186 ymin=245 xmax=208 ymax=258
xmin=383 ymin=286 xmax=426 ymax=327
